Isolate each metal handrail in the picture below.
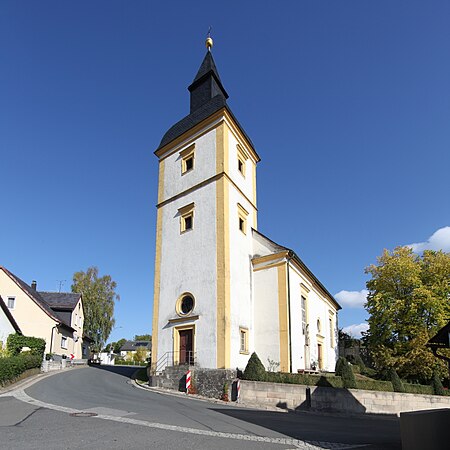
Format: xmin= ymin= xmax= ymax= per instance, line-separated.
xmin=152 ymin=351 xmax=197 ymax=374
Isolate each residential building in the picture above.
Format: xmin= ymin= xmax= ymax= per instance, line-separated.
xmin=152 ymin=39 xmax=341 ymax=373
xmin=0 ymin=266 xmax=89 ymax=359
xmin=120 ymin=340 xmax=151 ymax=360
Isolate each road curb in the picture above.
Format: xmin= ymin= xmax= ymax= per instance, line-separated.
xmin=0 ymin=365 xmax=88 ymax=396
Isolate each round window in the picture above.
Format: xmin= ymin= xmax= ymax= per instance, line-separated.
xmin=177 ymin=294 xmax=194 ymax=316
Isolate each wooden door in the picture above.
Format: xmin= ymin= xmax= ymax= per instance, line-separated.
xmin=179 ymin=329 xmax=193 ymax=365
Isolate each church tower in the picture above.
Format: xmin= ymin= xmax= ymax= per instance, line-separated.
xmin=152 ymin=38 xmax=260 ymax=371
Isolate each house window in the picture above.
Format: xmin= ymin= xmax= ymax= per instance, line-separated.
xmin=237 ymin=203 xmax=249 ymax=235
xmin=239 ymin=327 xmax=249 ymax=354
xmin=180 ymin=144 xmax=195 ymax=174
xmin=176 ymin=293 xmax=195 ymax=316
xmin=178 ymin=202 xmax=195 ymax=233
xmin=236 ymin=144 xmax=248 ymax=177
xmin=61 ymin=336 xmax=68 ymax=349
xmin=317 ymin=319 xmax=321 ymax=334
xmin=7 ymin=297 xmax=15 ymax=309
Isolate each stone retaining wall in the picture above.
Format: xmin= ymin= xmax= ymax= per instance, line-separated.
xmin=240 ymin=380 xmax=450 ymax=415
xmin=150 ymin=366 xmax=236 ymax=399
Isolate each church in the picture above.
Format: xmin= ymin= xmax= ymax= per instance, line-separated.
xmin=151 ymin=38 xmax=340 ymax=374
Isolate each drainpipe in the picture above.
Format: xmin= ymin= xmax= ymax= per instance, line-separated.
xmin=49 ymin=324 xmax=58 ymax=354
xmin=287 ymin=252 xmax=293 ymax=373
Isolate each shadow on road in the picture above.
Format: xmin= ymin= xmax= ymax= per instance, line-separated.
xmin=87 ymin=364 xmax=141 ymax=379
xmin=210 ymin=407 xmax=401 ymax=449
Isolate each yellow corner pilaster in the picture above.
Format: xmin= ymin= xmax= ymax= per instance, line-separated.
xmin=277 ymin=263 xmax=290 ymax=372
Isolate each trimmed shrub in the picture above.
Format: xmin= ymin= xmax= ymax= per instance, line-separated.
xmin=360 ymin=366 xmax=377 ymax=378
xmin=334 ymin=357 xmax=347 ymax=376
xmin=243 ymin=352 xmax=266 ymax=381
xmin=403 ymin=383 xmax=434 ymax=395
xmin=7 ymin=334 xmax=45 ymax=357
xmin=0 ymin=353 xmax=42 ymax=386
xmin=355 ymin=379 xmax=394 ymax=392
xmin=389 ymin=368 xmax=405 ymax=393
xmin=351 ymin=364 xmax=361 ymax=374
xmin=432 ymin=374 xmax=445 ymax=396
xmin=341 ymin=361 xmax=356 ymax=388
xmin=264 ymin=372 xmax=344 ymax=388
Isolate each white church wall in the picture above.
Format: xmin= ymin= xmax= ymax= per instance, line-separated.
xmin=162 ymin=128 xmax=217 ymax=202
xmin=226 ymin=126 xmax=256 ymax=206
xmin=252 ymin=266 xmax=281 ymax=371
xmin=304 ymin=284 xmax=337 ymax=372
xmin=252 ymin=230 xmax=284 ymax=258
xmin=228 ymin=184 xmax=255 ymax=370
xmin=157 ymin=181 xmax=218 ymax=369
xmin=287 ymin=265 xmax=308 ymax=372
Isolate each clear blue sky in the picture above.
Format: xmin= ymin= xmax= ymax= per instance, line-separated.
xmin=1 ymin=1 xmax=449 ymax=343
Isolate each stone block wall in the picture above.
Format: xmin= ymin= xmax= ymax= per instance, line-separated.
xmin=149 ymin=365 xmax=236 ymax=400
xmin=240 ymin=380 xmax=450 ymax=415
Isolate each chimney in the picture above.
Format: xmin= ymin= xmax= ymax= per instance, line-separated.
xmin=31 ymin=280 xmax=37 ymax=291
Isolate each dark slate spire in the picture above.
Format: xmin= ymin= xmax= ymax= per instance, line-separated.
xmin=188 ymin=51 xmax=229 ymax=113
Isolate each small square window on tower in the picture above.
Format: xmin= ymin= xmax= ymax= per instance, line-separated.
xmin=236 ymin=144 xmax=249 ymax=177
xmin=237 ymin=203 xmax=249 ymax=235
xmin=180 ymin=144 xmax=195 ymax=174
xmin=178 ymin=202 xmax=195 ymax=233
xmin=239 ymin=327 xmax=249 ymax=354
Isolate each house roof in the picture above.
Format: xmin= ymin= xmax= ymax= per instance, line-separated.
xmin=0 ymin=266 xmax=76 ymax=332
xmin=427 ymin=321 xmax=450 ymax=348
xmin=251 ymin=229 xmax=341 ymax=310
xmin=0 ymin=294 xmax=22 ymax=334
xmin=120 ymin=340 xmax=152 ymax=351
xmin=39 ymin=292 xmax=81 ymax=310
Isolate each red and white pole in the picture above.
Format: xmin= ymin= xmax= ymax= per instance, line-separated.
xmin=186 ymin=370 xmax=191 ymax=394
xmin=236 ymin=379 xmax=240 ymax=402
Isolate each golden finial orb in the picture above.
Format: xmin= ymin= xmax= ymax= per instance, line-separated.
xmin=206 ymin=36 xmax=213 ymax=51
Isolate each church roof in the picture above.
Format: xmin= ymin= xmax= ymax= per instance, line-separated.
xmin=156 ymin=50 xmax=257 ymax=157
xmin=190 ymin=50 xmax=226 ymax=91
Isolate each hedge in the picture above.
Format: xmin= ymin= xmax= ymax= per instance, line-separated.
xmin=0 ymin=353 xmax=42 ymax=386
xmin=7 ymin=334 xmax=46 ymax=357
xmin=355 ymin=379 xmax=394 ymax=392
xmin=403 ymin=383 xmax=434 ymax=395
xmin=264 ymin=372 xmax=344 ymax=388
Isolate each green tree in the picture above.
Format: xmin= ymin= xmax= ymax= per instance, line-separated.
xmin=113 ymin=338 xmax=127 ymax=354
xmin=134 ymin=334 xmax=152 ymax=342
xmin=365 ymin=247 xmax=450 ymax=382
xmin=134 ymin=346 xmax=148 ymax=363
xmin=72 ymin=267 xmax=119 ymax=353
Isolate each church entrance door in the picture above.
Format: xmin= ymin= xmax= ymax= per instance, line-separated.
xmin=179 ymin=329 xmax=193 ymax=365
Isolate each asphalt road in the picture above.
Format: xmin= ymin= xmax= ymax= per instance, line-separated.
xmin=0 ymin=366 xmax=401 ymax=449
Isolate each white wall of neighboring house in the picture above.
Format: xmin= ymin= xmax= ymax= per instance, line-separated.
xmin=0 ymin=305 xmax=15 ymax=347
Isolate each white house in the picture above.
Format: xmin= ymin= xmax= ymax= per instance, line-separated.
xmin=151 ymin=39 xmax=341 ymax=374
xmin=0 ymin=294 xmax=21 ymax=349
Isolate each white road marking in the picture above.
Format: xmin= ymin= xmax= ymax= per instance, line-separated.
xmin=11 ymin=389 xmax=366 ymax=450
